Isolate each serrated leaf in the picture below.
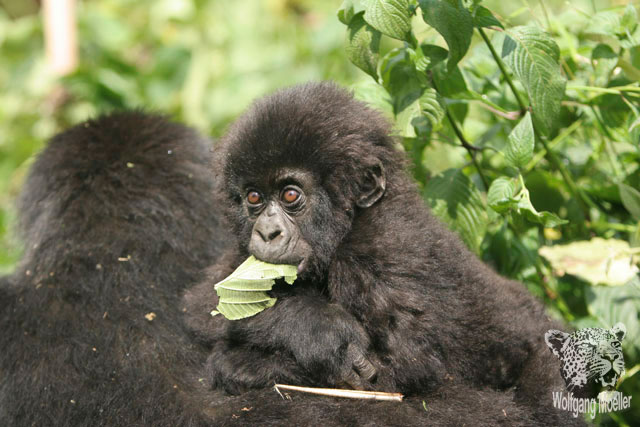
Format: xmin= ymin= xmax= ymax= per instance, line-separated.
xmin=619 ymin=183 xmax=640 ymax=221
xmin=540 ymin=238 xmax=640 ymax=287
xmin=586 ymin=278 xmax=640 ymax=361
xmin=487 ymin=176 xmax=517 ymax=213
xmin=424 ymin=168 xmax=488 ymax=254
xmin=419 ymin=0 xmax=473 ymax=73
xmin=501 ymin=26 xmax=566 ymax=136
xmin=363 ymin=0 xmax=412 ymax=41
xmin=212 ymin=256 xmax=297 ymax=320
xmin=473 ymin=5 xmax=503 ymax=29
xmin=346 ymin=12 xmax=381 ymax=79
xmin=505 ymin=112 xmax=534 ymax=169
xmin=338 ymin=0 xmax=366 ymax=25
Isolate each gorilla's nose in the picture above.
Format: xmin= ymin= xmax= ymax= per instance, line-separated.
xmin=254 ymin=221 xmax=283 ymax=243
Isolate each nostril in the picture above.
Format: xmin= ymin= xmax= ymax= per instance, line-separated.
xmin=267 ymin=230 xmax=281 ymax=241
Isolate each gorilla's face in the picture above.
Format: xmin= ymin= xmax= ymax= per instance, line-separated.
xmin=230 ymin=167 xmax=351 ymax=280
xmin=218 ymin=82 xmax=391 ymax=279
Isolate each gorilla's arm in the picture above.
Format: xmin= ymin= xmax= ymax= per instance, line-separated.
xmin=183 ymin=271 xmax=377 ymax=392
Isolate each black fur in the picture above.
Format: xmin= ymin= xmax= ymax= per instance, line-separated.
xmin=0 ymin=112 xmax=231 ymax=426
xmin=184 ymin=82 xmax=584 ymax=425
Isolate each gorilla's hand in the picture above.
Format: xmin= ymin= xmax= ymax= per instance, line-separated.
xmin=223 ymin=295 xmax=378 ymax=390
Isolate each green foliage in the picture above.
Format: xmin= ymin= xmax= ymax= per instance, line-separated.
xmin=340 ymin=1 xmax=640 ymax=424
xmin=1 ymin=1 xmax=639 ymax=424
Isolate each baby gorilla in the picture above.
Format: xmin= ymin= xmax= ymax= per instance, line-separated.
xmin=183 ymin=82 xmax=576 ymax=423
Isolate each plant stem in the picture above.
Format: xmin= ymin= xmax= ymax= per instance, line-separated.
xmin=445 ymin=109 xmax=489 ymax=190
xmin=568 ymin=84 xmax=640 ymax=95
xmin=477 ymin=27 xmax=527 ymax=114
xmin=589 ymin=222 xmax=637 ymax=233
xmin=428 ymin=71 xmax=489 ymax=190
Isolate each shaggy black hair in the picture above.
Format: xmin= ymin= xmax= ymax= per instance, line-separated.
xmin=0 ymin=112 xmax=230 ymax=425
xmin=184 ymin=82 xmax=584 ymax=425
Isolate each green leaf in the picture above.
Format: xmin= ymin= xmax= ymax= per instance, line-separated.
xmin=419 ymin=0 xmax=473 ymax=73
xmin=379 ymin=48 xmax=425 ymax=113
xmin=540 ymin=238 xmax=639 ymax=286
xmin=345 ymin=13 xmax=382 ymax=79
xmin=505 ymin=112 xmax=534 ymax=169
xmin=501 ymin=26 xmax=566 ymax=136
xmin=507 ymin=182 xmax=568 ymax=228
xmin=395 ymin=87 xmax=446 ymax=138
xmin=414 ymin=44 xmax=449 ymax=72
xmin=338 ymin=0 xmax=366 ymax=25
xmin=487 ymin=176 xmax=517 ymax=213
xmin=432 ymin=62 xmax=469 ymax=98
xmin=473 ymin=5 xmax=503 ymax=29
xmin=395 ymin=98 xmax=422 ymax=137
xmin=586 ymin=278 xmax=640 ymax=360
xmin=424 ymin=168 xmax=488 ymax=254
xmin=212 ymin=256 xmax=297 ymax=320
xmin=589 ymin=5 xmax=640 ymax=49
xmin=363 ymin=0 xmax=413 ymax=41
xmin=515 ymin=188 xmax=567 ymax=227
xmin=619 ymin=183 xmax=640 ymax=221
xmin=351 ymin=80 xmax=394 ymax=119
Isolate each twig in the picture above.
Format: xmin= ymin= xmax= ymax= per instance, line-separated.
xmin=444 ymin=109 xmax=489 ymax=190
xmin=273 ymin=384 xmax=404 ymax=402
xmin=428 ymin=73 xmax=489 ymax=190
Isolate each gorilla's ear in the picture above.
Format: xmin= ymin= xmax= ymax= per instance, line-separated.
xmin=611 ymin=323 xmax=626 ymax=341
xmin=356 ymin=161 xmax=386 ymax=208
xmin=544 ymin=329 xmax=570 ymax=358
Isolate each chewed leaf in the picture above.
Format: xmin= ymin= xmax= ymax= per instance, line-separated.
xmin=212 ymin=256 xmax=297 ymax=320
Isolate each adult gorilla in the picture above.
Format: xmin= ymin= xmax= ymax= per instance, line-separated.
xmin=0 ymin=113 xmax=231 ymax=425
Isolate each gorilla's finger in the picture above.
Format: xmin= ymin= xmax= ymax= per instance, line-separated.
xmin=347 ymin=343 xmax=377 ymax=382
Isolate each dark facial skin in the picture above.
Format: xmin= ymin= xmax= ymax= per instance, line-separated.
xmin=244 ymin=170 xmax=314 ymax=273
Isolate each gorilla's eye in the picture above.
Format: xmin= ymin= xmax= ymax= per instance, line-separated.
xmin=247 ymin=191 xmax=262 ymax=205
xmin=282 ymin=188 xmax=301 ymax=204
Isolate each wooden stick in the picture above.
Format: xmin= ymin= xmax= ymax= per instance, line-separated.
xmin=273 ymin=384 xmax=403 ymax=402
